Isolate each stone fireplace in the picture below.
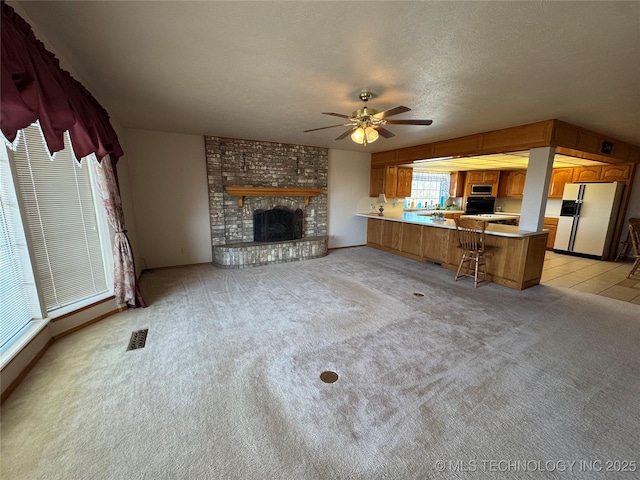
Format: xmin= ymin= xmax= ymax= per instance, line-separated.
xmin=205 ymin=136 xmax=328 ymax=268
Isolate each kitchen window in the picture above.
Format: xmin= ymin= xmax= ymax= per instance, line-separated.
xmin=405 ymin=172 xmax=450 ymax=209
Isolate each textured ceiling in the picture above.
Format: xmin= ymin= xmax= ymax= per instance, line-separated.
xmin=12 ymin=1 xmax=640 ymax=153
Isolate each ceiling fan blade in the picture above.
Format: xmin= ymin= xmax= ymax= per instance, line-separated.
xmin=373 ymin=106 xmax=411 ymax=119
xmin=385 ymin=119 xmax=433 ymax=126
xmin=376 ymin=126 xmax=395 ymax=138
xmin=322 ymin=112 xmax=351 ymax=119
xmin=335 ymin=127 xmax=357 ymax=140
xmin=304 ymin=124 xmax=348 ymax=133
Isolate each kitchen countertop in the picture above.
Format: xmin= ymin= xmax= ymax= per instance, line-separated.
xmin=404 ymin=209 xmax=465 ymax=214
xmin=356 ymin=212 xmax=547 ymax=238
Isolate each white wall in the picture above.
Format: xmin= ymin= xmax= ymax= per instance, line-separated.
xmin=327 ymin=149 xmax=370 ymax=248
xmin=124 ymin=129 xmax=212 ymax=268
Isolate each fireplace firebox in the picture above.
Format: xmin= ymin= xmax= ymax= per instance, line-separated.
xmin=253 ymin=207 xmax=303 ymax=242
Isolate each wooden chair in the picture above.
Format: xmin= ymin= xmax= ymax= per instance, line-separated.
xmin=627 ymin=218 xmax=640 ymax=278
xmin=454 ymin=218 xmax=492 ymax=288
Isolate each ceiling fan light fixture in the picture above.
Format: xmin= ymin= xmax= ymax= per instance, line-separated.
xmin=365 ymin=126 xmax=379 ymax=144
xmin=351 ymin=127 xmax=365 ymax=144
xmin=351 ymin=126 xmax=379 ymax=145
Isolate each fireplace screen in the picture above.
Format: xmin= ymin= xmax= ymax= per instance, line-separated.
xmin=253 ymin=207 xmax=303 ymax=242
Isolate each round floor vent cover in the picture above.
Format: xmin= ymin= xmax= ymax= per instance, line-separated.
xmin=320 ymin=371 xmax=339 ymax=383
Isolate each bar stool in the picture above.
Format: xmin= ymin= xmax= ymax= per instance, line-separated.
xmin=454 ymin=218 xmax=492 ymax=287
xmin=627 ymin=218 xmax=640 ymax=278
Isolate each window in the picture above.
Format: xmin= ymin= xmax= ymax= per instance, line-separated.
xmin=405 ymin=172 xmax=450 ymax=209
xmin=0 ymin=123 xmax=111 ymax=350
xmin=0 ymin=141 xmax=40 ymax=348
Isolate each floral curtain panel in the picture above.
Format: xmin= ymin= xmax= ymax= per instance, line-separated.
xmin=94 ymin=155 xmax=146 ymax=308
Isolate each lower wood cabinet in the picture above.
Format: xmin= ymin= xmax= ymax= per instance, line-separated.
xmin=366 ymin=218 xmax=548 ymax=290
xmin=401 ymin=223 xmax=423 ymax=256
xmin=381 ymin=221 xmax=402 ymax=250
xmin=543 ymin=217 xmax=558 ymax=250
xmin=366 ymin=216 xmax=384 ymax=245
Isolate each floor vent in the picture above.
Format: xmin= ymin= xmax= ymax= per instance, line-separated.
xmin=127 ymin=329 xmax=148 ymax=351
xmin=320 ymin=371 xmax=339 ymax=383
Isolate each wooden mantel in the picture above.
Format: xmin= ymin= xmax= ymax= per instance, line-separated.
xmin=224 ymin=186 xmax=324 ymax=207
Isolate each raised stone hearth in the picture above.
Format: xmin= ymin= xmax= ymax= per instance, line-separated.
xmin=206 ymin=136 xmax=328 ymax=268
xmin=212 ymin=236 xmax=327 ymax=268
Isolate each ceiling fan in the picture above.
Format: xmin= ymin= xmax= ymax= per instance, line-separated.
xmin=304 ymin=90 xmax=433 ymax=146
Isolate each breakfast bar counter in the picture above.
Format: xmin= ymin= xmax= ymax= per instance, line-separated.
xmin=357 ymin=213 xmax=549 ymax=290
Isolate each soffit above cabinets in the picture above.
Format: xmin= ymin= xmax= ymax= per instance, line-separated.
xmin=411 ymin=151 xmax=605 ymax=173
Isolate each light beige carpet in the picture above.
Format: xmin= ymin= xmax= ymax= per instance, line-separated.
xmin=2 ymin=247 xmax=639 ymax=479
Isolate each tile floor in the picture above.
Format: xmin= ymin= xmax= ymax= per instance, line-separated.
xmin=541 ymin=251 xmax=640 ymax=304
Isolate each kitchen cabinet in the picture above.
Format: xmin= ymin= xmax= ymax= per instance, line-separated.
xmin=572 ymin=166 xmax=602 ymax=183
xmin=464 ymin=170 xmax=500 ymax=196
xmin=497 ymin=170 xmax=526 ymax=198
xmin=366 ymin=217 xmax=548 ymax=290
xmin=369 ymin=165 xmax=412 ymax=198
xmin=548 ymin=168 xmax=573 ymax=198
xmin=369 ymin=165 xmax=397 ymax=197
xmin=543 ymin=217 xmax=558 ymax=250
xmin=381 ymin=221 xmax=403 ymax=251
xmin=366 ymin=216 xmax=384 ymax=245
xmin=385 ymin=166 xmax=398 ymax=198
xmin=401 ymin=223 xmax=423 ymax=256
xmin=600 ymin=163 xmax=632 ymax=182
xmin=449 ymin=171 xmax=465 ymax=197
xmin=396 ymin=167 xmax=413 ymax=198
xmin=369 ymin=166 xmax=385 ymax=197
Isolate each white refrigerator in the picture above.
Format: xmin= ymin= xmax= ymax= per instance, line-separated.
xmin=554 ymin=182 xmax=624 ymax=259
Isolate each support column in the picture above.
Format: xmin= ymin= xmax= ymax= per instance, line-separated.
xmin=519 ymin=146 xmax=556 ymax=232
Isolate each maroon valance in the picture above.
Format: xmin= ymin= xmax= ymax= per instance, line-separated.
xmin=1 ymin=2 xmax=123 ymax=162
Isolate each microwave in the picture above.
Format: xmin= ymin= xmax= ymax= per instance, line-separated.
xmin=470 ymin=184 xmax=493 ymax=195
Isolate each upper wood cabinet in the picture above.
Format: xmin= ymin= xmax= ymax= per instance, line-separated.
xmin=396 ymin=167 xmax=413 ymax=198
xmin=384 ymin=165 xmax=398 ymax=198
xmin=600 ymin=163 xmax=632 ymax=182
xmin=564 ymin=163 xmax=632 ymax=186
xmin=370 ymin=165 xmax=413 ymax=198
xmin=466 ymin=171 xmax=485 ymax=184
xmin=572 ymin=166 xmax=602 ymax=183
xmin=509 ymin=170 xmax=527 ymax=197
xmin=548 ymin=168 xmax=574 ymax=198
xmin=449 ymin=171 xmax=466 ymax=197
xmin=498 ymin=170 xmax=527 ymax=198
xmin=369 ymin=165 xmax=385 ymax=197
xmin=498 ymin=172 xmax=509 ymax=197
xmin=369 ymin=165 xmax=397 ymax=198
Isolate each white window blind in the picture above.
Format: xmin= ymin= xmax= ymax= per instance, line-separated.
xmin=0 ymin=143 xmax=37 ymax=348
xmin=12 ymin=125 xmax=108 ymax=312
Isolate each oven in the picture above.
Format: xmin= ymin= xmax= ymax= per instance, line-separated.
xmin=465 ymin=196 xmax=496 ymax=214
